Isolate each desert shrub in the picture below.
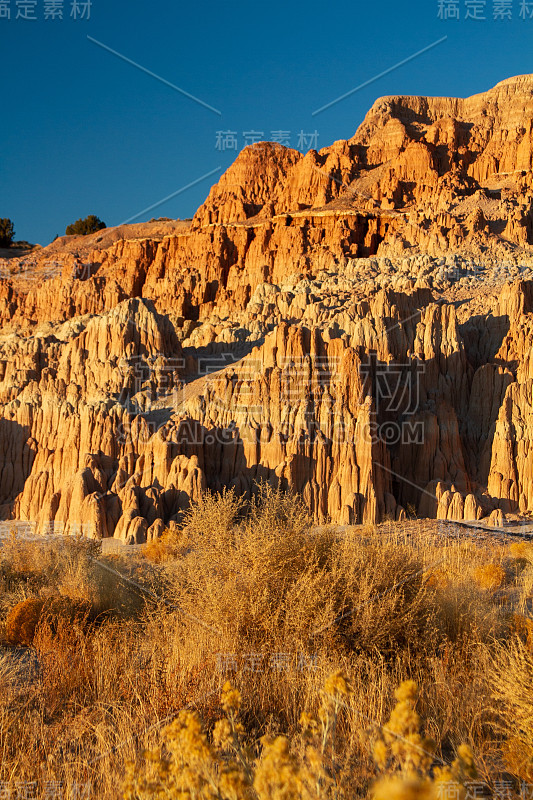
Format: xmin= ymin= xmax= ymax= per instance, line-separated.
xmin=39 ymin=595 xmax=92 ymax=631
xmin=142 ymin=527 xmax=186 ymax=563
xmin=510 ymin=613 xmax=533 ymax=650
xmin=5 ymin=597 xmax=45 ymax=645
xmin=88 ymin=554 xmax=152 ymax=618
xmin=509 ymin=541 xmax=533 ymax=563
xmin=327 ymin=529 xmax=436 ymax=655
xmin=473 ymin=563 xmax=506 ymax=591
xmin=0 ymin=218 xmax=15 ymax=248
xmin=181 ymin=486 xmax=245 ymax=543
xmin=164 ymin=489 xmax=513 ymax=666
xmin=0 ymin=507 xmax=529 ymax=797
xmin=0 ymin=532 xmax=101 ymax=594
xmin=5 ymin=595 xmax=92 ymax=647
xmin=248 ymin=481 xmax=311 ymax=538
xmin=430 ymin=579 xmax=507 ymax=647
xmin=164 ymin=486 xmax=337 ymax=655
xmin=501 ymin=736 xmax=533 ymax=785
xmin=507 ymin=542 xmax=533 ymax=617
xmin=423 ymin=566 xmax=449 ymax=590
xmin=65 ymin=214 xmax=106 ymax=236
xmin=0 ymin=534 xmax=150 ymax=621
xmin=33 ymin=610 xmax=99 ymax=718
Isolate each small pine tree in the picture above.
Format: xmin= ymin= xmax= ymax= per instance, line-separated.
xmin=65 ymin=215 xmax=106 ymax=236
xmin=0 ymin=218 xmax=15 ymax=248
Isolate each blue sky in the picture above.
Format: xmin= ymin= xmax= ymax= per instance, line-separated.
xmin=1 ymin=0 xmax=532 ymax=245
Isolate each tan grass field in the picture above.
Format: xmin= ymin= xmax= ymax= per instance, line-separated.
xmin=0 ymin=488 xmax=532 ymax=799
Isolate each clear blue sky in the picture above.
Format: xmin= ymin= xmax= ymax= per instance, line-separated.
xmin=1 ymin=0 xmax=532 ymax=245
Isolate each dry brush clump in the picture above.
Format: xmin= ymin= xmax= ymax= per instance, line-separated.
xmin=4 ymin=596 xmax=44 ymax=645
xmin=5 ymin=595 xmax=92 ymax=646
xmin=142 ymin=527 xmax=188 ymax=563
xmin=159 ymin=489 xmax=515 ymax=675
xmin=0 ymin=492 xmax=532 ymax=798
xmin=0 ymin=532 xmax=102 ymax=625
xmin=0 ymin=531 xmax=157 ymax=630
xmin=161 ymin=486 xmax=442 ymax=661
xmin=473 ymin=562 xmax=507 ymax=591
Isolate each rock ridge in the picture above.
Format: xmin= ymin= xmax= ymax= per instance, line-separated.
xmin=1 ymin=76 xmax=533 ymax=538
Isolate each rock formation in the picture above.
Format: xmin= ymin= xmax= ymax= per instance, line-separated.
xmin=1 ymin=75 xmax=533 ymax=539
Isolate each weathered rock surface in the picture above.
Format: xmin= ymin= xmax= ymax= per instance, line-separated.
xmin=1 ymin=76 xmax=533 ymax=538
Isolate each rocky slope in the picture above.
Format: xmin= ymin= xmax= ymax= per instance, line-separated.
xmin=1 ymin=76 xmax=533 ymax=540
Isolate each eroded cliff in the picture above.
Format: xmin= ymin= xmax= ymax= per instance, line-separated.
xmin=1 ymin=76 xmax=533 ymax=539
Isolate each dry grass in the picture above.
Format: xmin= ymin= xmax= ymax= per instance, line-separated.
xmin=142 ymin=528 xmax=186 ymax=563
xmin=0 ymin=492 xmax=531 ymax=798
xmin=473 ymin=563 xmax=507 ymax=591
xmin=489 ymin=637 xmax=533 ymax=781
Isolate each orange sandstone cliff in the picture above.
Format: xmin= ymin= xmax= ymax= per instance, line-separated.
xmin=1 ymin=75 xmax=533 ymax=540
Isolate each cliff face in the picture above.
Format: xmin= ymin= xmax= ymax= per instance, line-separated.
xmin=1 ymin=76 xmax=533 ymax=539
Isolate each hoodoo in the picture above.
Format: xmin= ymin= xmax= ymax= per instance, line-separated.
xmin=1 ymin=76 xmax=533 ymax=539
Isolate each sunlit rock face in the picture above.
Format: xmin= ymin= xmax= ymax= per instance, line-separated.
xmin=1 ymin=76 xmax=533 ymax=539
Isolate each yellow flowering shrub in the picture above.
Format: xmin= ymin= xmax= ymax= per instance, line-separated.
xmin=124 ymin=671 xmax=354 ymax=800
xmin=371 ymin=681 xmax=476 ymax=800
xmin=124 ymin=674 xmax=481 ymax=800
